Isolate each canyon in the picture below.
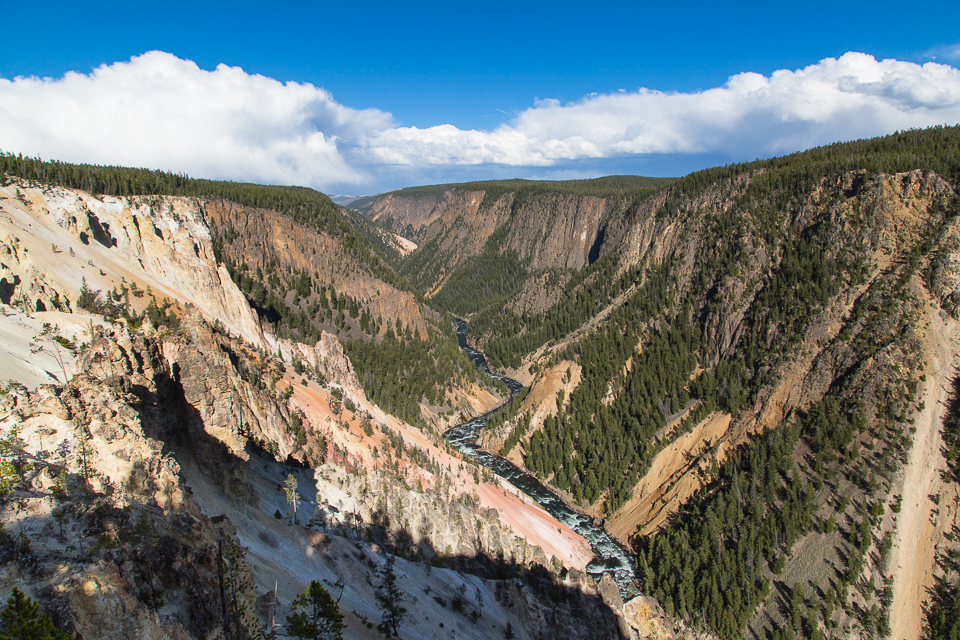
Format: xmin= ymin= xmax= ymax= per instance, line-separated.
xmin=3 ymin=127 xmax=960 ymax=640
xmin=0 ymin=178 xmax=671 ymax=639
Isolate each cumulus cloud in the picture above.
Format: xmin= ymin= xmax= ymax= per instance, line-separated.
xmin=367 ymin=52 xmax=960 ymax=168
xmin=0 ymin=51 xmax=391 ymax=188
xmin=1 ymin=51 xmax=959 ymax=191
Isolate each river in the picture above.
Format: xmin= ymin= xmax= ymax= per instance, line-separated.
xmin=444 ymin=318 xmax=638 ymax=597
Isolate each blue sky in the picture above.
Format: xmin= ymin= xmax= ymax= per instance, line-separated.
xmin=2 ymin=0 xmax=960 ymax=193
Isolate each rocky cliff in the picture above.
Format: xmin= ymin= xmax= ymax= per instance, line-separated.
xmin=353 ymin=187 xmax=456 ymax=243
xmin=356 ymin=179 xmax=666 ymax=315
xmin=0 ymin=182 xmax=266 ymax=346
xmin=0 ymin=331 xmax=259 ymax=639
xmin=1 ymin=298 xmax=645 ymax=639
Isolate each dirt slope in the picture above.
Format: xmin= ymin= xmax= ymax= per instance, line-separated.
xmin=889 ymin=301 xmax=960 ymax=640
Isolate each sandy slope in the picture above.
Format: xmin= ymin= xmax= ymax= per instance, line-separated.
xmin=889 ymin=303 xmax=959 ymax=640
xmin=609 ymin=412 xmax=732 ymax=542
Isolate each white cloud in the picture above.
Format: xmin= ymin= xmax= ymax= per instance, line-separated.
xmin=1 ymin=51 xmax=959 ymax=191
xmin=0 ymin=51 xmax=391 ymax=189
xmin=366 ymin=52 xmax=960 ymax=168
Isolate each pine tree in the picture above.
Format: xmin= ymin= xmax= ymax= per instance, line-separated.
xmin=29 ymin=323 xmax=72 ymax=383
xmin=216 ymin=537 xmax=261 ymax=640
xmin=375 ymin=555 xmax=406 ymax=637
xmin=74 ymin=422 xmax=93 ymax=487
xmin=76 ymin=277 xmax=99 ymax=310
xmin=285 ymin=473 xmax=300 ymax=524
xmin=0 ymin=588 xmax=70 ymax=640
xmin=286 ymin=581 xmax=345 ymax=640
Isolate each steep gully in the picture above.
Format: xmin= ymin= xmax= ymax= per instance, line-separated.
xmin=446 ymin=318 xmax=638 ymax=596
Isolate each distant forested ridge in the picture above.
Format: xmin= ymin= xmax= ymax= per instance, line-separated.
xmin=351 ymin=174 xmax=675 ymax=214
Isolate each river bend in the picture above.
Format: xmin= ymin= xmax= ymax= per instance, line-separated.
xmin=444 ymin=319 xmax=637 ymax=597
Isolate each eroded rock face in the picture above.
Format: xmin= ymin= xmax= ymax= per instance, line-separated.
xmin=281 ymin=331 xmax=364 ymax=398
xmin=0 ymin=182 xmax=268 ymax=347
xmin=0 ymin=329 xmax=257 ymax=640
xmin=0 ymin=234 xmax=71 ymax=313
xmin=358 ymin=186 xmax=636 ymax=315
xmin=332 ymin=469 xmax=555 ymax=571
xmin=492 ymin=573 xmax=624 ymax=640
xmin=362 ymin=188 xmax=619 ymax=273
xmin=361 ymin=188 xmax=456 ymax=243
xmin=61 ymin=563 xmax=196 ymax=640
xmin=619 ymin=595 xmax=677 ymax=640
